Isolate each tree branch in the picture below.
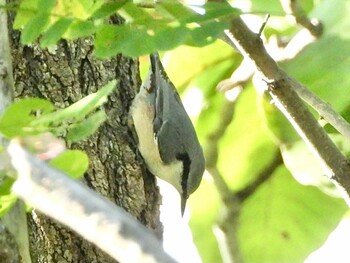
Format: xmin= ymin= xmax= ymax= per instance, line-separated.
xmin=277 ymin=0 xmax=350 ymax=140
xmin=205 ymin=99 xmax=238 ymax=204
xmin=236 ymin=152 xmax=283 ymax=202
xmin=0 ymin=1 xmax=13 ymax=113
xmin=227 ymin=17 xmax=350 ymax=205
xmin=204 ymin=98 xmax=243 ymax=263
xmin=6 ymin=140 xmax=177 ymax=263
xmin=280 ymin=0 xmax=323 ymax=37
xmin=0 ymin=3 xmax=31 ymax=263
xmin=289 ymin=80 xmax=350 ymax=141
xmin=221 ymin=10 xmax=350 ymax=144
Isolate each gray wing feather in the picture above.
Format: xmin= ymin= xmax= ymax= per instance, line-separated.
xmin=150 ymin=53 xmax=199 ymax=163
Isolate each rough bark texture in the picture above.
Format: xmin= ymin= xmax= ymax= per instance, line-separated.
xmin=7 ymin=12 xmax=162 ymax=263
xmin=0 ymin=223 xmax=20 ymax=263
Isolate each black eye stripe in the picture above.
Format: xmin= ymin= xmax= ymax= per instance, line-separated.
xmin=176 ymin=153 xmax=191 ymax=199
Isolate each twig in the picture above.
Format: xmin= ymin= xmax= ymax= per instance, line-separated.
xmin=0 ymin=1 xmax=13 ymax=114
xmin=204 ymin=98 xmax=243 ymax=263
xmin=236 ymin=152 xmax=283 ymax=202
xmin=258 ymin=14 xmax=270 ymax=37
xmin=216 ymin=58 xmax=254 ymax=92
xmin=227 ymin=17 xmax=350 ymax=205
xmin=7 ymin=140 xmax=177 ymax=263
xmin=290 ymin=80 xmax=350 ymax=142
xmin=0 ymin=4 xmax=31 ymax=263
xmin=278 ymin=0 xmax=323 ymax=60
xmin=280 ymin=0 xmax=323 ymax=37
xmin=220 ymin=5 xmax=350 ymax=142
xmin=205 ymin=99 xmax=238 ymax=203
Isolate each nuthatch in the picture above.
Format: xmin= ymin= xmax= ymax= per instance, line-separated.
xmin=130 ymin=52 xmax=205 ymax=215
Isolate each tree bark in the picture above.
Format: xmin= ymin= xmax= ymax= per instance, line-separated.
xmin=7 ymin=11 xmax=162 ymax=263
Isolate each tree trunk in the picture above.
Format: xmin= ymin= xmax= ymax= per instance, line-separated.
xmin=7 ymin=12 xmax=162 ymax=263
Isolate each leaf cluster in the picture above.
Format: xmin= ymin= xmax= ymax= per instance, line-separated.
xmin=0 ymin=81 xmax=117 ymax=217
xmin=10 ymin=0 xmax=239 ymax=57
xmin=162 ymin=0 xmax=350 ymax=261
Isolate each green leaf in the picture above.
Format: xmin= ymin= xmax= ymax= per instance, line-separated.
xmin=38 ymin=0 xmax=56 ymax=11
xmin=33 ymin=80 xmax=117 ymax=125
xmin=13 ymin=0 xmax=40 ymax=29
xmin=211 ymin=84 xmax=277 ymax=190
xmin=282 ymin=0 xmax=350 ymax=115
xmin=187 ymin=20 xmax=229 ymax=47
xmin=153 ymin=25 xmax=189 ymax=51
xmin=119 ymin=1 xmax=154 ymax=23
xmin=17 ymin=0 xmax=55 ymax=44
xmin=21 ymin=12 xmax=51 ymax=44
xmin=57 ymin=0 xmax=94 ymax=20
xmin=41 ymin=17 xmax=74 ymax=47
xmin=95 ymin=25 xmax=154 ymax=58
xmin=0 ymin=177 xmax=17 ymax=218
xmin=133 ymin=0 xmax=154 ymax=8
xmin=282 ymin=37 xmax=350 ymax=114
xmin=238 ymin=166 xmax=347 ymax=263
xmin=66 ymin=111 xmax=106 ymax=142
xmin=49 ymin=150 xmax=89 ymax=179
xmin=281 ymin=134 xmax=350 ymax=197
xmin=259 ymin=92 xmax=299 ymax=144
xmin=94 ymin=24 xmax=126 ymax=58
xmin=91 ymin=1 xmax=128 ymax=19
xmin=64 ymin=20 xmax=97 ymax=39
xmin=0 ymin=98 xmax=55 ymax=138
xmin=189 ymin=178 xmax=221 ymax=262
xmin=159 ymin=1 xmax=239 ymax=24
xmin=198 ymin=1 xmax=240 ymax=22
xmin=156 ymin=1 xmax=195 ymax=22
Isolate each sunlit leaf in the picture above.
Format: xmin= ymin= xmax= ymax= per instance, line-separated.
xmin=0 ymin=177 xmax=17 ymax=218
xmin=21 ymin=12 xmax=50 ymax=44
xmin=259 ymin=92 xmax=299 ymax=144
xmin=64 ymin=20 xmax=97 ymax=39
xmin=0 ymin=98 xmax=54 ymax=137
xmin=186 ymin=20 xmax=229 ymax=47
xmin=41 ymin=17 xmax=73 ymax=47
xmin=153 ymin=26 xmax=189 ymax=51
xmin=91 ymin=1 xmax=128 ymax=19
xmin=33 ymin=80 xmax=117 ymax=125
xmin=238 ymin=166 xmax=347 ymax=263
xmin=119 ymin=1 xmax=154 ymax=23
xmin=13 ymin=0 xmax=40 ymax=29
xmin=282 ymin=134 xmax=350 ymax=197
xmin=49 ymin=150 xmax=89 ymax=178
xmin=66 ymin=111 xmax=106 ymax=142
xmin=94 ymin=25 xmax=154 ymax=58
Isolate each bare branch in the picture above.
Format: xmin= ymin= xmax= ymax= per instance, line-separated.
xmin=277 ymin=0 xmax=324 ymax=60
xmin=204 ymin=97 xmax=243 ymax=263
xmin=0 ymin=223 xmax=20 ymax=262
xmin=290 ymin=80 xmax=350 ymax=142
xmin=0 ymin=2 xmax=13 ymax=114
xmin=227 ymin=17 xmax=350 ymax=205
xmin=280 ymin=0 xmax=323 ymax=37
xmin=7 ymin=140 xmax=177 ymax=263
xmin=205 ymin=99 xmax=238 ymax=203
xmin=220 ymin=9 xmax=350 ymax=142
xmin=236 ymin=152 xmax=283 ymax=202
xmin=216 ymin=58 xmax=253 ymax=92
xmin=0 ymin=4 xmax=32 ymax=263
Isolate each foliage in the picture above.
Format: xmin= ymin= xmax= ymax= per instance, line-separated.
xmin=0 ymin=80 xmax=116 ymax=139
xmin=11 ymin=0 xmax=239 ymax=57
xmin=163 ymin=1 xmax=350 ymax=262
xmin=0 ymin=80 xmax=117 ymax=217
xmin=0 ymin=177 xmax=16 ymax=217
xmin=2 ymin=0 xmax=350 ymax=262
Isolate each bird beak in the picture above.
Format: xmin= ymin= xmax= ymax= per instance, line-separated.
xmin=181 ymin=195 xmax=187 ymax=217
